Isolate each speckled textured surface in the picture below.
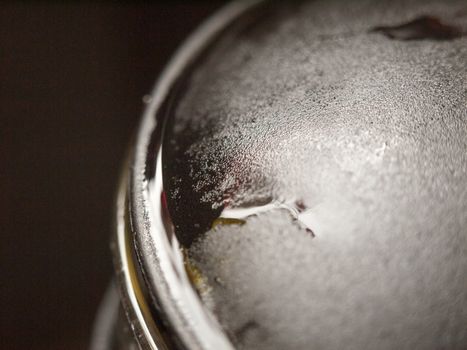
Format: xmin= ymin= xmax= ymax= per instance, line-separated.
xmin=162 ymin=0 xmax=467 ymax=349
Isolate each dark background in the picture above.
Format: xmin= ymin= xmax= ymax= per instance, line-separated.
xmin=1 ymin=2 xmax=223 ymax=349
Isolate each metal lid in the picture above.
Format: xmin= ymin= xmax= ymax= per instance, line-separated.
xmin=116 ymin=0 xmax=467 ymax=349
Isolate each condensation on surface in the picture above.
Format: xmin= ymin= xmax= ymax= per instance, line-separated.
xmin=162 ymin=0 xmax=467 ymax=349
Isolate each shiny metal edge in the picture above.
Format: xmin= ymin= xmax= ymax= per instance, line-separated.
xmin=128 ymin=1 xmax=263 ymax=350
xmin=112 ymin=165 xmax=167 ymax=350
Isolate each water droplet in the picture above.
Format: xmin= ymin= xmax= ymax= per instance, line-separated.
xmin=142 ymin=94 xmax=153 ymax=104
xmin=214 ymin=276 xmax=224 ymax=286
xmin=375 ymin=141 xmax=388 ymax=158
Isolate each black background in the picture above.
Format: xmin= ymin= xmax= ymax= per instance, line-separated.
xmin=1 ymin=2 xmax=223 ymax=349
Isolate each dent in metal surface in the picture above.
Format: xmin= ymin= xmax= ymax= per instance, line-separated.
xmin=371 ymin=15 xmax=465 ymax=40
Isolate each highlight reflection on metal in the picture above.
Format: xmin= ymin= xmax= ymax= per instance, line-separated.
xmin=111 ymin=2 xmax=262 ymax=349
xmin=113 ymin=168 xmax=164 ymax=350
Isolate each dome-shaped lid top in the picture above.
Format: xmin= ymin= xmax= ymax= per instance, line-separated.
xmin=131 ymin=1 xmax=467 ymax=349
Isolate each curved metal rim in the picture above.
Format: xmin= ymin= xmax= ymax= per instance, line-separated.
xmin=113 ymin=165 xmax=168 ymax=350
xmin=116 ymin=1 xmax=263 ymax=349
